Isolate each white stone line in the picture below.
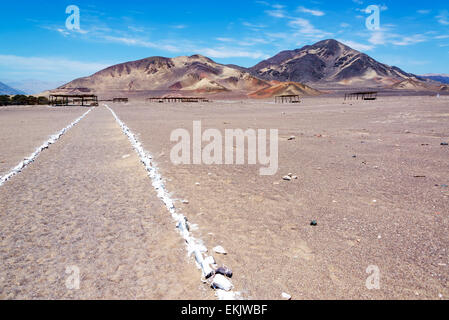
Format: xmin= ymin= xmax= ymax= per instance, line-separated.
xmin=0 ymin=108 xmax=93 ymax=187
xmin=105 ymin=105 xmax=240 ymax=300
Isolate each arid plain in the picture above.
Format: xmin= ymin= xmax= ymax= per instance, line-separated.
xmin=0 ymin=95 xmax=448 ymax=300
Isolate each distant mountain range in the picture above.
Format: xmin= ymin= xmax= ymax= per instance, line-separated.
xmin=420 ymin=74 xmax=449 ymax=84
xmin=6 ymin=80 xmax=66 ymax=95
xmin=52 ymin=39 xmax=445 ymax=98
xmin=57 ymin=54 xmax=319 ymax=98
xmin=0 ymin=81 xmax=26 ymax=95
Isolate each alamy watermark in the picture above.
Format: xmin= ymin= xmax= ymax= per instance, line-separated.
xmin=170 ymin=121 xmax=279 ymax=176
xmin=366 ymin=265 xmax=381 ymax=290
xmin=365 ymin=5 xmax=380 ymax=30
xmin=65 ymin=5 xmax=80 ymax=31
xmin=65 ymin=265 xmax=80 ymax=290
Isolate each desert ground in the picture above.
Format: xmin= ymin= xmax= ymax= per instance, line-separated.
xmin=0 ymin=95 xmax=448 ymax=300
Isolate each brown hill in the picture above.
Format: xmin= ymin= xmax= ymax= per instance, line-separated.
xmin=390 ymin=79 xmax=435 ymax=90
xmin=248 ymin=81 xmax=321 ymax=99
xmin=56 ymin=55 xmax=271 ymax=97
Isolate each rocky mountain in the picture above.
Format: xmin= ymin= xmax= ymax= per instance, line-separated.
xmin=58 ymin=55 xmax=277 ymax=97
xmin=0 ymin=81 xmax=26 ymax=95
xmin=249 ymin=39 xmax=418 ymax=87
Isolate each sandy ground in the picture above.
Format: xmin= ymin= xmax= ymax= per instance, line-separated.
xmin=0 ymin=97 xmax=447 ymax=300
xmin=0 ymin=106 xmax=213 ymax=300
xmin=0 ymin=105 xmax=88 ymax=177
xmin=109 ymin=96 xmax=449 ymax=300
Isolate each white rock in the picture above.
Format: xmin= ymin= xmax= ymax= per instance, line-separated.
xmin=122 ymin=154 xmax=131 ymax=159
xmin=282 ymin=292 xmax=292 ymax=300
xmin=216 ymin=289 xmax=240 ymax=300
xmin=182 ymin=200 xmax=189 ymax=204
xmin=213 ymin=246 xmax=228 ymax=255
xmin=211 ymin=274 xmax=233 ymax=291
xmin=204 ymin=255 xmax=216 ymax=266
xmin=283 ymin=176 xmax=292 ymax=181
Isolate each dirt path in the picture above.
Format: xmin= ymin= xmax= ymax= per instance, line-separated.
xmin=0 ymin=106 xmax=211 ymax=300
xmin=0 ymin=106 xmax=88 ymax=177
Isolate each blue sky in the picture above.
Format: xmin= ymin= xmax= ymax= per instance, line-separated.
xmin=0 ymin=0 xmax=448 ymax=85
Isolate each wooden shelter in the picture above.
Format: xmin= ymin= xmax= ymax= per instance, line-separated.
xmin=49 ymin=94 xmax=98 ymax=107
xmin=275 ymin=95 xmax=301 ymax=104
xmin=344 ymin=92 xmax=378 ymax=101
xmin=147 ymin=97 xmax=210 ymax=103
xmin=113 ymin=98 xmax=129 ymax=103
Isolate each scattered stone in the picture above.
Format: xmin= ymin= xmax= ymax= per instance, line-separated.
xmin=404 ymin=130 xmax=411 ymax=134
xmin=283 ymin=176 xmax=292 ymax=181
xmin=195 ymin=182 xmax=200 ymax=186
xmin=352 ymin=155 xmax=357 ymax=158
xmin=215 ymin=266 xmax=233 ymax=278
xmin=413 ymin=175 xmax=426 ymax=178
xmin=122 ymin=154 xmax=131 ymax=159
xmin=282 ymin=292 xmax=292 ymax=300
xmin=441 ymin=142 xmax=448 ymax=146
xmin=288 ymin=136 xmax=296 ymax=141
xmin=211 ymin=274 xmax=233 ymax=291
xmin=310 ymin=220 xmax=318 ymax=226
xmin=213 ymin=246 xmax=228 ymax=255
xmin=292 ymin=176 xmax=298 ymax=180
xmin=182 ymin=200 xmax=190 ymax=204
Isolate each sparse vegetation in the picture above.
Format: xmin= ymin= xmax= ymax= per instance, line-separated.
xmin=0 ymin=95 xmax=49 ymax=106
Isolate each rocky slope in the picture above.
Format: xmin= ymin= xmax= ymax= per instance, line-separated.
xmin=58 ymin=55 xmax=272 ymax=96
xmin=249 ymin=39 xmax=418 ymax=87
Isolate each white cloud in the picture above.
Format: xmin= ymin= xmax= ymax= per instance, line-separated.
xmin=103 ymin=36 xmax=181 ymax=52
xmin=289 ymin=18 xmax=332 ymax=39
xmin=242 ymin=22 xmax=267 ymax=29
xmin=199 ymin=47 xmax=269 ymax=59
xmin=417 ymin=10 xmax=431 ymax=14
xmin=266 ymin=9 xmax=286 ymax=18
xmin=391 ymin=34 xmax=427 ymax=46
xmin=298 ymin=6 xmax=325 ymax=17
xmin=437 ymin=11 xmax=449 ymax=25
xmin=337 ymin=39 xmax=374 ymax=51
xmin=0 ymin=55 xmax=109 ymax=80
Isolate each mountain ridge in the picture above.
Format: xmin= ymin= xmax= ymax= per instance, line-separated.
xmin=56 ymin=54 xmax=319 ymax=98
xmin=53 ymin=39 xmax=439 ymax=97
xmin=248 ymin=39 xmax=419 ymax=87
